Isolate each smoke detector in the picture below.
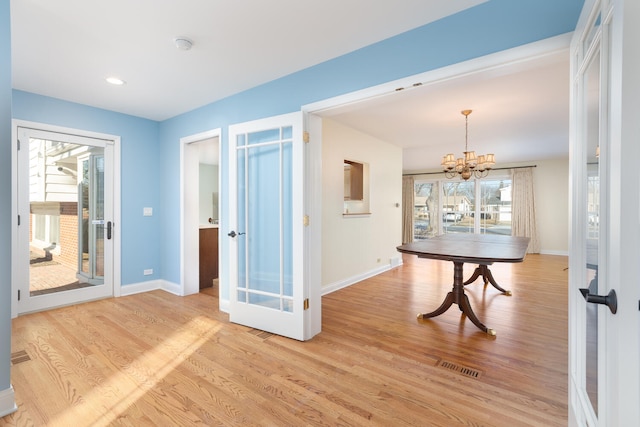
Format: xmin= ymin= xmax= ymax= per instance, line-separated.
xmin=174 ymin=37 xmax=193 ymax=51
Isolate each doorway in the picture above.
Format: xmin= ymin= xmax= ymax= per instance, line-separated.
xmin=180 ymin=129 xmax=221 ymax=300
xmin=13 ymin=122 xmax=120 ymax=315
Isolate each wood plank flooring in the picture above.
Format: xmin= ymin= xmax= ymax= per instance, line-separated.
xmin=2 ymin=253 xmax=568 ymax=426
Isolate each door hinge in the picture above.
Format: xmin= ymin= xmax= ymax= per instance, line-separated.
xmin=303 ymin=298 xmax=309 ymax=310
xmin=18 ymin=290 xmax=21 ymax=301
xmin=17 ymin=139 xmax=21 ymax=150
xmin=303 ymin=131 xmax=310 ymax=143
xmin=303 ymin=215 xmax=309 ymax=226
xmin=17 ymin=215 xmax=20 ymax=226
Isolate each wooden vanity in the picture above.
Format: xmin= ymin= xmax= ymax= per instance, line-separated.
xmin=199 ymin=226 xmax=219 ymax=289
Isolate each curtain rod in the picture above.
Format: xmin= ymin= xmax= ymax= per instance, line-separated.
xmin=402 ymin=164 xmax=537 ymax=177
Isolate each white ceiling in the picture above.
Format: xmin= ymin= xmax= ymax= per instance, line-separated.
xmin=10 ymin=0 xmax=570 ymax=171
xmin=10 ymin=0 xmax=485 ymax=120
xmin=318 ymin=48 xmax=570 ymax=172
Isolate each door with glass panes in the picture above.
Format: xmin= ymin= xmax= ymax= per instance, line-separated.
xmin=15 ymin=126 xmax=115 ymax=314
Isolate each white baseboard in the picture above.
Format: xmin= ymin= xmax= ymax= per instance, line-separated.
xmin=219 ymin=298 xmax=229 ymax=313
xmin=119 ymin=280 xmax=183 ymax=297
xmin=0 ymin=385 xmax=17 ymax=418
xmin=322 ymin=264 xmax=394 ymax=296
xmin=119 ymin=280 xmax=162 ymax=296
xmin=539 ymin=249 xmax=569 ymax=256
xmin=161 ymin=280 xmax=182 ymax=296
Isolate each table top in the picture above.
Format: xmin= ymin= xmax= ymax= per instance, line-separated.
xmin=397 ymin=234 xmax=531 ymax=264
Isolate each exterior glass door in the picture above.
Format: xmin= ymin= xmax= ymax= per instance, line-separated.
xmin=16 ymin=127 xmax=114 ymax=313
xmin=77 ymin=152 xmax=105 ymax=285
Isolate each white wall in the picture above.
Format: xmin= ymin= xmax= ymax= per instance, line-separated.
xmin=532 ymin=157 xmax=569 ymax=255
xmin=322 ymin=119 xmax=403 ymax=292
xmin=199 ymin=163 xmax=218 ymax=225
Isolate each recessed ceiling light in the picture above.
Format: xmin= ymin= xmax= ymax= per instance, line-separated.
xmin=105 ymin=77 xmax=126 ymax=86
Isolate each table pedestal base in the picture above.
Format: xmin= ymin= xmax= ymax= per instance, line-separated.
xmin=418 ymin=261 xmax=496 ymax=336
xmin=464 ymin=264 xmax=512 ymax=296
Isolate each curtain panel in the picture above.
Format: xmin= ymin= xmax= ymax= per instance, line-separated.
xmin=402 ymin=176 xmax=414 ymax=244
xmin=511 ymin=167 xmax=540 ymax=253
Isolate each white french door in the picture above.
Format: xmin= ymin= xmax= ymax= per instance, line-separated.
xmin=228 ymin=112 xmax=308 ymax=340
xmin=569 ymin=0 xmax=640 ymax=425
xmin=14 ymin=125 xmax=116 ymax=314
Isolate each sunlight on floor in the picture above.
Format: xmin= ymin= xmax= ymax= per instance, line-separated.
xmin=51 ymin=316 xmax=222 ymax=426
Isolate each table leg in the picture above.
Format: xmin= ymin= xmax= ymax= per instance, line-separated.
xmin=418 ymin=261 xmax=496 ymax=336
xmin=464 ymin=264 xmax=512 ymax=296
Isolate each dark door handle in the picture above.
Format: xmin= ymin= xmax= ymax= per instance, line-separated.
xmin=107 ymin=221 xmax=112 ymax=240
xmin=227 ymin=230 xmax=246 ymax=238
xmin=580 ymin=288 xmax=617 ymax=314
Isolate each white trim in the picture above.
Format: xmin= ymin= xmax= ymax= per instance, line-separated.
xmin=302 ymin=33 xmax=572 ymax=114
xmin=540 ymin=249 xmax=569 ymax=256
xmin=304 ymin=113 xmax=323 ymax=338
xmin=179 ymin=129 xmax=222 ymax=300
xmin=118 ymin=280 xmax=182 ymax=297
xmin=119 ymin=280 xmax=162 ymax=296
xmin=219 ymin=298 xmax=229 ymax=313
xmin=11 ymin=120 xmax=122 ymax=317
xmin=0 ymin=385 xmax=17 ymax=418
xmin=321 ymin=264 xmax=395 ymax=296
xmin=161 ymin=280 xmax=183 ymax=296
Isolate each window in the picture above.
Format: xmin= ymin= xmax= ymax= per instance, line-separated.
xmin=479 ymin=179 xmax=512 ymax=235
xmin=412 ymin=176 xmax=512 ymax=241
xmin=442 ymin=181 xmax=475 ymax=234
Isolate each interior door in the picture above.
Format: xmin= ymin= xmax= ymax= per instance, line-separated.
xmin=568 ymin=0 xmax=640 ymax=424
xmin=15 ymin=126 xmax=115 ymax=314
xmin=228 ymin=112 xmax=307 ymax=340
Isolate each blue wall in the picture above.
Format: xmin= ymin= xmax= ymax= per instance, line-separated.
xmin=158 ymin=0 xmax=584 ymax=292
xmin=1 ymin=0 xmax=12 ymax=394
xmin=11 ymin=92 xmax=162 ymax=286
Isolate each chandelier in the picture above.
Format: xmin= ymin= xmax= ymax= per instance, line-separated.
xmin=441 ymin=109 xmax=495 ymax=180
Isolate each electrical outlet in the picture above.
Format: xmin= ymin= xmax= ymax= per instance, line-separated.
xmin=143 ymin=269 xmax=153 ymax=275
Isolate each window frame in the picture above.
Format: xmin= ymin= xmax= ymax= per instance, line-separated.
xmin=412 ymin=171 xmax=512 ymax=240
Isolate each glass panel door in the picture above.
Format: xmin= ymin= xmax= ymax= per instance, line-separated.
xmin=584 ymin=46 xmax=601 ymax=416
xmin=442 ymin=181 xmax=475 ymax=234
xmin=17 ymin=127 xmax=114 ymax=313
xmin=77 ymin=152 xmax=105 ymax=284
xmin=228 ymin=112 xmax=306 ymax=340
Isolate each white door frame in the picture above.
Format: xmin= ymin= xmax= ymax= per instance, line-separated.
xmin=179 ymin=128 xmax=221 ymax=299
xmin=11 ymin=119 xmax=121 ymax=318
xmin=568 ymin=0 xmax=640 ymax=424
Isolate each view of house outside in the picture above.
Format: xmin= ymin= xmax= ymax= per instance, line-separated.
xmin=413 ymin=178 xmax=512 ymax=240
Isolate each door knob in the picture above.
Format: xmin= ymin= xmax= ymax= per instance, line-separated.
xmin=579 ymin=288 xmax=617 ymax=314
xmin=227 ymin=230 xmax=245 ymax=238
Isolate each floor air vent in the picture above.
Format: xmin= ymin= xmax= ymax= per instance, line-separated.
xmin=438 ymin=360 xmax=482 ymax=379
xmin=11 ymin=350 xmax=31 ymax=365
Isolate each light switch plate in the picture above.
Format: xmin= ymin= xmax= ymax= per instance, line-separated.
xmin=143 ymin=207 xmax=153 ymax=216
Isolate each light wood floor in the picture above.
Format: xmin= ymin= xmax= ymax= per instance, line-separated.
xmin=2 ymin=253 xmax=568 ymax=426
